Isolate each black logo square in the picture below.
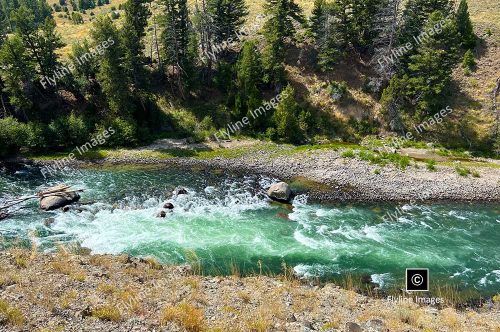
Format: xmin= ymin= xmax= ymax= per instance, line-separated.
xmin=406 ymin=268 xmax=429 ymax=292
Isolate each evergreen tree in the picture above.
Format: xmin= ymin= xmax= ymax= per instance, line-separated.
xmin=11 ymin=7 xmax=63 ymax=85
xmin=161 ymin=0 xmax=196 ymax=93
xmin=350 ymin=0 xmax=385 ymax=51
xmin=207 ymin=0 xmax=248 ymax=44
xmin=456 ymin=0 xmax=476 ymax=49
xmin=0 ymin=34 xmax=35 ymax=110
xmin=273 ymin=84 xmax=302 ymax=143
xmin=90 ymin=16 xmax=129 ymax=115
xmin=122 ymin=0 xmax=151 ymax=86
xmin=396 ymin=11 xmax=459 ymax=119
xmin=309 ymin=0 xmax=327 ymax=39
xmin=398 ymin=0 xmax=452 ymax=46
xmin=234 ymin=40 xmax=263 ymax=125
xmin=262 ymin=0 xmax=304 ymax=87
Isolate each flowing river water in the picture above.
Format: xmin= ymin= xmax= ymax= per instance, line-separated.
xmin=1 ymin=163 xmax=499 ymax=295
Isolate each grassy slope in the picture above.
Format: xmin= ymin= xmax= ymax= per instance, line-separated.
xmin=47 ymin=0 xmax=499 ymax=148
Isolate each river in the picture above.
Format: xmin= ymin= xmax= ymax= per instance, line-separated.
xmin=1 ymin=163 xmax=499 ymax=295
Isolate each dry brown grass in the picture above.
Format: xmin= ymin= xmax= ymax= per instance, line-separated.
xmin=92 ymin=304 xmax=122 ymax=321
xmin=0 ymin=299 xmax=25 ymax=327
xmin=160 ymin=302 xmax=205 ymax=332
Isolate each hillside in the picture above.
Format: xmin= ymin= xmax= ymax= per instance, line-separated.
xmin=43 ymin=0 xmax=500 ymax=150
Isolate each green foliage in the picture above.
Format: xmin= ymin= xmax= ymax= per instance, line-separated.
xmin=273 ymin=84 xmax=303 ymax=143
xmin=207 ymin=0 xmax=248 ymax=44
xmin=235 ymin=40 xmax=263 ymax=125
xmin=71 ymin=12 xmax=84 ymax=24
xmin=455 ymin=164 xmax=471 ymax=176
xmin=262 ymin=0 xmax=304 ymax=85
xmin=461 ymin=49 xmax=475 ymax=70
xmin=0 ymin=117 xmax=28 ymax=156
xmin=426 ymin=159 xmax=437 ymax=171
xmin=341 ymin=149 xmax=355 ymax=158
xmin=122 ymin=0 xmax=151 ymax=86
xmin=456 ymin=0 xmax=476 ymax=49
xmin=99 ymin=117 xmax=137 ymax=147
xmin=90 ymin=16 xmax=130 ymax=115
xmin=328 ymin=81 xmax=348 ymax=102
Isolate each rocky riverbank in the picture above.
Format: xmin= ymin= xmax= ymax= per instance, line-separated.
xmin=24 ymin=139 xmax=500 ymax=202
xmin=0 ymin=250 xmax=499 ymax=332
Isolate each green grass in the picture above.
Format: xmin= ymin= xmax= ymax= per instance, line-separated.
xmin=455 ymin=165 xmax=472 ymax=177
xmin=426 ymin=159 xmax=437 ymax=171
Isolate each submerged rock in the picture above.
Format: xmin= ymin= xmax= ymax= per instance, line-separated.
xmin=40 ymin=192 xmax=80 ymax=211
xmin=157 ymin=211 xmax=167 ymax=218
xmin=267 ymin=182 xmax=292 ymax=203
xmin=0 ymin=212 xmax=8 ymax=221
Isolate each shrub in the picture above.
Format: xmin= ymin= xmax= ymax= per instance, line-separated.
xmin=462 ymin=49 xmax=475 ymax=70
xmin=455 ymin=164 xmax=471 ymax=176
xmin=273 ymin=84 xmax=303 ymax=143
xmin=0 ymin=117 xmax=28 ymax=157
xmin=426 ymin=159 xmax=437 ymax=171
xmin=328 ymin=81 xmax=348 ymax=102
xmin=100 ymin=117 xmax=137 ymax=147
xmin=341 ymin=149 xmax=355 ymax=158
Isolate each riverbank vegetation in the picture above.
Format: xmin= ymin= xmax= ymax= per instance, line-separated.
xmin=0 ymin=0 xmax=498 ymax=159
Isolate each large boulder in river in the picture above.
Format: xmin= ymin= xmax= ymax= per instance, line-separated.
xmin=40 ymin=192 xmax=80 ymax=211
xmin=267 ymin=182 xmax=292 ymax=203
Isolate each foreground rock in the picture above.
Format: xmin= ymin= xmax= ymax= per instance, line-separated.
xmin=267 ymin=182 xmax=292 ymax=202
xmin=40 ymin=192 xmax=80 ymax=211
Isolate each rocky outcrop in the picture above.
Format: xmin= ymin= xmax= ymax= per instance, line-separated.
xmin=267 ymin=182 xmax=292 ymax=203
xmin=40 ymin=192 xmax=80 ymax=211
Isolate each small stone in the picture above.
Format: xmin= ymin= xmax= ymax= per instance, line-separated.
xmin=365 ymin=319 xmax=384 ymax=331
xmin=346 ymin=322 xmax=362 ymax=332
xmin=62 ymin=206 xmax=70 ymax=212
xmin=79 ymin=306 xmax=92 ymax=319
xmin=157 ymin=211 xmax=167 ymax=218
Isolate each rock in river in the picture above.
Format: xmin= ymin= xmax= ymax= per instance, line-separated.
xmin=40 ymin=192 xmax=80 ymax=211
xmin=163 ymin=202 xmax=174 ymax=209
xmin=267 ymin=182 xmax=292 ymax=203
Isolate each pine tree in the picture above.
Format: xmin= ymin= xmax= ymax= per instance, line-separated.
xmin=90 ymin=16 xmax=129 ymax=115
xmin=309 ymin=0 xmax=327 ymax=39
xmin=207 ymin=0 xmax=248 ymax=44
xmin=11 ymin=7 xmax=64 ymax=81
xmin=234 ymin=40 xmax=263 ymax=125
xmin=122 ymin=0 xmax=151 ymax=86
xmin=161 ymin=0 xmax=195 ymax=94
xmin=262 ymin=0 xmax=304 ymax=87
xmin=273 ymin=84 xmax=302 ymax=143
xmin=350 ymin=0 xmax=385 ymax=51
xmin=398 ymin=0 xmax=452 ymax=46
xmin=456 ymin=0 xmax=476 ymax=49
xmin=401 ymin=11 xmax=459 ymax=118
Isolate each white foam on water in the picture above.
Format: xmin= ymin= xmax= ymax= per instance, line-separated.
xmin=371 ymin=273 xmax=392 ymax=288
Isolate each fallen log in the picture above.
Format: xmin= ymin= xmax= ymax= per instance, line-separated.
xmin=0 ymin=185 xmax=83 ymax=211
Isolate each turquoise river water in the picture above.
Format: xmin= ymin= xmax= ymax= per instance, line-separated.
xmin=0 ymin=163 xmax=499 ymax=295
